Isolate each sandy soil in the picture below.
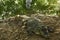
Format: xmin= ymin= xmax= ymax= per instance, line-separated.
xmin=0 ymin=15 xmax=60 ymax=40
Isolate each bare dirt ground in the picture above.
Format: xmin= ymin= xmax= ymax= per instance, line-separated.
xmin=0 ymin=14 xmax=60 ymax=40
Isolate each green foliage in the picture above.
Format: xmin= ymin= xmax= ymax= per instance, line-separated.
xmin=0 ymin=0 xmax=59 ymax=19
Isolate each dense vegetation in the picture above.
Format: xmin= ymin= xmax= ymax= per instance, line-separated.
xmin=0 ymin=0 xmax=60 ymax=19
